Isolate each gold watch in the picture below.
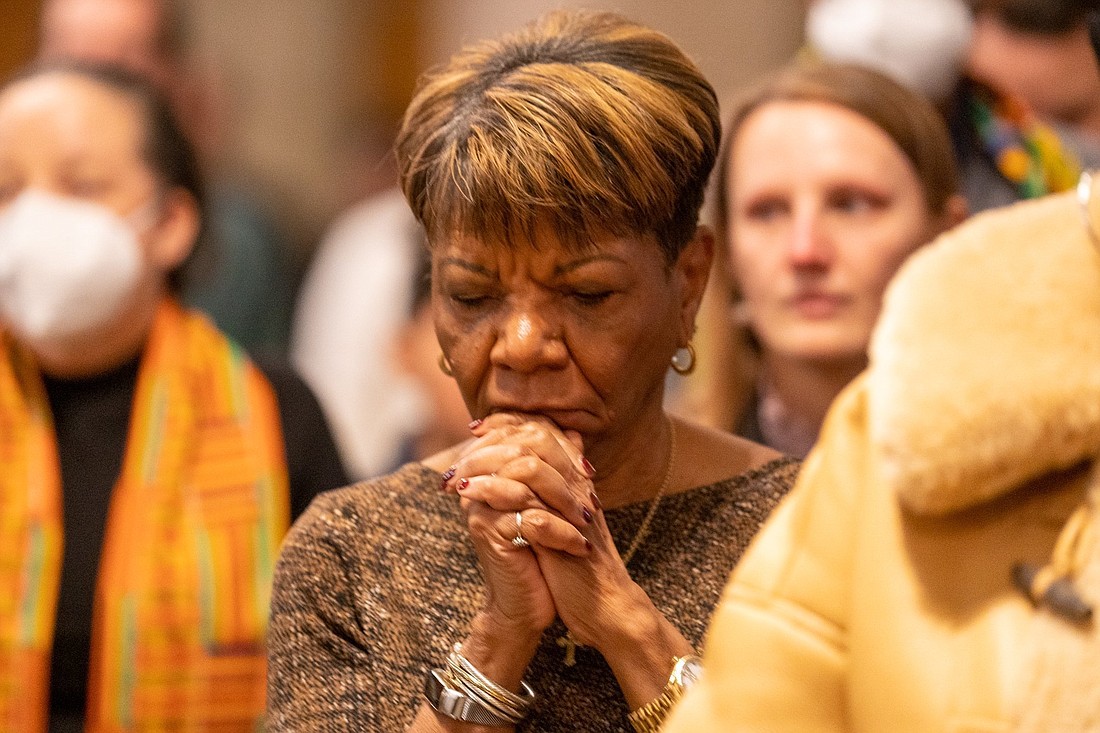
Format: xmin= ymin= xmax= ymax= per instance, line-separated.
xmin=627 ymin=655 xmax=703 ymax=733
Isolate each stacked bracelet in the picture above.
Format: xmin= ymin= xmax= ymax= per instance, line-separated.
xmin=423 ymin=642 xmax=536 ymax=727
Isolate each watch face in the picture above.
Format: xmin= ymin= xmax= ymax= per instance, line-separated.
xmin=679 ymin=656 xmax=703 ymax=688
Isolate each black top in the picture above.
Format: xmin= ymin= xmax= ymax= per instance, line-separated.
xmin=44 ymin=354 xmax=347 ymax=730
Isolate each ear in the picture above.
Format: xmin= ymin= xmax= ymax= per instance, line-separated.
xmin=147 ymin=188 xmax=200 ymax=272
xmin=674 ymin=225 xmax=715 ymax=344
xmin=938 ymin=194 xmax=969 ymax=234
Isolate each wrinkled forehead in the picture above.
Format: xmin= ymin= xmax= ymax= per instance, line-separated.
xmin=428 ymin=224 xmax=666 ymax=276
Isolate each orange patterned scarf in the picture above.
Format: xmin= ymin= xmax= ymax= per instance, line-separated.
xmin=0 ymin=299 xmax=288 ymax=732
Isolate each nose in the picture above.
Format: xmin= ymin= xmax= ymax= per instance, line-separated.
xmin=489 ymin=302 xmax=569 ymax=373
xmin=787 ymin=206 xmax=832 ymax=269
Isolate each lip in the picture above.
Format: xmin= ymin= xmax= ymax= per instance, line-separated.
xmin=788 ymin=291 xmax=849 ymax=319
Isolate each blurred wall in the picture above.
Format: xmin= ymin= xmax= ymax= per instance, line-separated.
xmin=424 ymin=1 xmax=804 ymax=102
xmin=0 ymin=0 xmax=41 ymax=81
xmin=184 ymin=0 xmax=801 ymax=255
xmin=1 ymin=1 xmax=802 ymax=257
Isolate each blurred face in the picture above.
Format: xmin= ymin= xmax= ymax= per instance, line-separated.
xmin=0 ymin=73 xmax=157 ymax=218
xmin=728 ymin=100 xmax=939 ymax=365
xmin=39 ymin=0 xmax=169 ymax=84
xmin=432 ymin=227 xmax=705 ymax=446
xmin=0 ymin=72 xmax=196 ymax=373
xmin=967 ymin=11 xmax=1100 ymax=127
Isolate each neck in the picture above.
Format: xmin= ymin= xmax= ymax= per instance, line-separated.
xmin=760 ymin=352 xmax=866 ymax=440
xmin=585 ymin=400 xmax=674 ymax=511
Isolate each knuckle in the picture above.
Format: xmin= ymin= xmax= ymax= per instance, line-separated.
xmin=524 ymin=512 xmax=549 ymax=533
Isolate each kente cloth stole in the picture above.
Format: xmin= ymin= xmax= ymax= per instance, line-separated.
xmin=0 ymin=299 xmax=289 ymax=732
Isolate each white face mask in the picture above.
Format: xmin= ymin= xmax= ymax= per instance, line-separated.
xmin=0 ymin=190 xmax=146 ymax=351
xmin=806 ymin=0 xmax=975 ymax=101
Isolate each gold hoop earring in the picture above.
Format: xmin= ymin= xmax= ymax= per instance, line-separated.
xmin=438 ymin=353 xmax=454 ymax=377
xmin=670 ymin=343 xmax=696 ymax=376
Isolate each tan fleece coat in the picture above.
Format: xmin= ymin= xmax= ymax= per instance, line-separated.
xmin=663 ymin=190 xmax=1100 ymax=732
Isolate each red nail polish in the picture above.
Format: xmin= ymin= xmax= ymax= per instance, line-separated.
xmin=457 ymin=478 xmax=470 ymax=491
xmin=584 ymin=539 xmax=592 ymax=551
xmin=590 ymin=492 xmax=602 ymax=511
xmin=581 ymin=457 xmax=596 ymax=477
xmin=442 ymin=466 xmax=456 ymax=482
xmin=468 ymin=418 xmax=483 ymax=430
xmin=582 ymin=507 xmax=593 ymax=524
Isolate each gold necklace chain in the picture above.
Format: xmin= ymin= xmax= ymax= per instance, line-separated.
xmin=557 ymin=417 xmax=676 ymax=666
xmin=620 ymin=417 xmax=676 ymax=566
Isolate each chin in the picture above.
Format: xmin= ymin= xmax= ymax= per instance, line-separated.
xmin=771 ymin=332 xmax=870 ymax=366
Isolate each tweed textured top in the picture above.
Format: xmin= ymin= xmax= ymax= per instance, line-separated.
xmin=268 ymin=457 xmax=799 ymax=732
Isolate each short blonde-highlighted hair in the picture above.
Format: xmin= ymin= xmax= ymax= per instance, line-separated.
xmin=395 ymin=10 xmax=721 ymax=263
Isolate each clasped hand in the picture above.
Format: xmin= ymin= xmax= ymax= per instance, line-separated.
xmin=441 ymin=413 xmax=642 ymax=652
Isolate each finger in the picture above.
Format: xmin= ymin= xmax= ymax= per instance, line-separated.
xmin=502 ymin=508 xmax=591 ymax=558
xmin=473 ymin=414 xmax=593 ymax=480
xmin=493 ymin=451 xmax=593 ymax=527
xmin=453 ymin=473 xmax=550 ymax=513
xmin=448 ymin=426 xmax=594 ymax=523
xmin=443 ymin=443 xmax=529 ymax=492
xmin=484 ymin=421 xmax=591 ymax=495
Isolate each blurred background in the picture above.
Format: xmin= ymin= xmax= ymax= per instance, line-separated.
xmin=0 ymin=0 xmax=804 ymax=266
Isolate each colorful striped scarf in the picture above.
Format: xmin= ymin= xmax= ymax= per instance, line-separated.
xmin=0 ymin=298 xmax=288 ymax=732
xmin=968 ymin=81 xmax=1082 ymax=199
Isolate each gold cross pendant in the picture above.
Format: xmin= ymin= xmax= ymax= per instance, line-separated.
xmin=556 ymin=630 xmax=581 ymax=666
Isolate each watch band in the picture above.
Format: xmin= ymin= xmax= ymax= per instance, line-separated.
xmin=424 ymin=668 xmax=513 ymax=727
xmin=627 ymin=655 xmax=702 ymax=733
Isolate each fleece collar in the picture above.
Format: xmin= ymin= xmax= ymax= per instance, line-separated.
xmin=867 ymin=191 xmax=1100 ymax=516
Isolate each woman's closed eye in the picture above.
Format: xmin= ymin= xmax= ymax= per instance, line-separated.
xmin=568 ymin=289 xmax=615 ymax=307
xmin=450 ymin=292 xmax=492 ymax=308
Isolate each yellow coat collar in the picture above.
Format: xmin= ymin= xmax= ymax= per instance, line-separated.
xmin=867 ymin=191 xmax=1100 ymax=515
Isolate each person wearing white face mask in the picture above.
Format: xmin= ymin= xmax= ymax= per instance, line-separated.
xmin=0 ymin=63 xmax=346 ymax=732
xmin=805 ymin=0 xmax=1084 ymax=214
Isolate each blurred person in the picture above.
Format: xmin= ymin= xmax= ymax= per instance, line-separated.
xmin=806 ymin=0 xmax=1082 ymax=213
xmin=0 ymin=63 xmax=345 ymax=732
xmin=267 ymin=11 xmax=798 ymax=731
xmin=393 ymin=247 xmax=472 ymax=464
xmin=664 ymin=5 xmax=1100 ymax=732
xmin=695 ymin=63 xmax=965 ymax=457
xmin=969 ymin=0 xmax=1100 ymax=156
xmin=38 ymin=0 xmax=296 ymax=355
xmin=291 ymin=187 xmax=425 ymax=479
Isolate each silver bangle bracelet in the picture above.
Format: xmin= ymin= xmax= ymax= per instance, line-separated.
xmin=448 ymin=643 xmax=534 ymax=722
xmin=425 ymin=669 xmax=515 ymax=727
xmin=423 ymin=643 xmax=536 ymax=727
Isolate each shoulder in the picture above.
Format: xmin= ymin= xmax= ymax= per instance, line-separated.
xmin=671 ymin=417 xmax=786 ymax=495
xmin=287 ymin=463 xmax=443 ymax=546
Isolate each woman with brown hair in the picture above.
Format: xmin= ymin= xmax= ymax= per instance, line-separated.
xmin=267 ymin=10 xmax=797 ymax=732
xmin=688 ymin=62 xmax=967 ymax=457
xmin=665 ymin=10 xmax=1100 ymax=724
